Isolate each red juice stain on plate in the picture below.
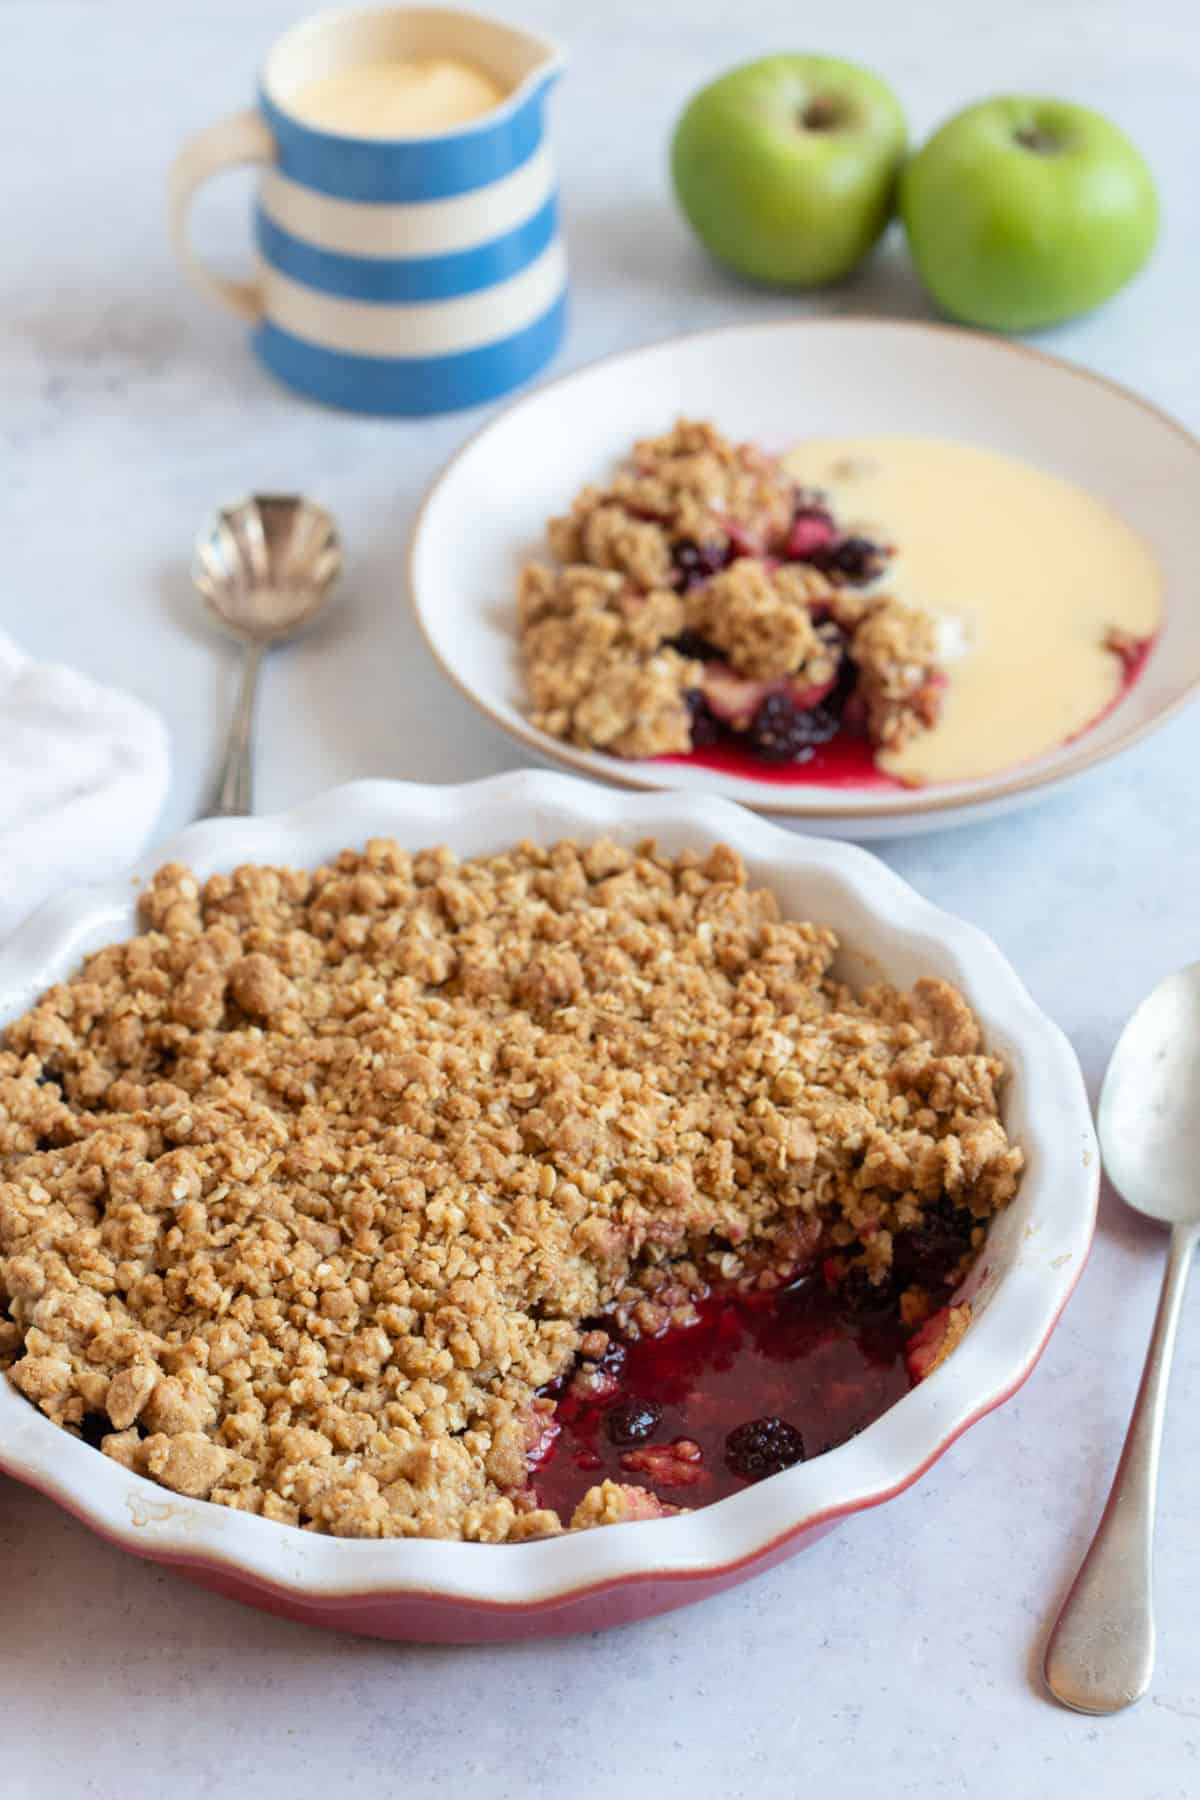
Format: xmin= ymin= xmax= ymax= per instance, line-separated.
xmin=660 ymin=633 xmax=1157 ymax=789
xmin=532 ymin=1280 xmax=913 ymax=1520
xmin=1070 ymin=631 xmax=1156 ymax=741
xmin=660 ymin=734 xmax=901 ymax=789
xmin=1121 ymin=636 xmax=1155 ymax=689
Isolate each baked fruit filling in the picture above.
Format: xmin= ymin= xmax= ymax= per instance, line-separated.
xmin=0 ymin=837 xmax=1021 ymax=1540
xmin=519 ymin=419 xmax=946 ymax=765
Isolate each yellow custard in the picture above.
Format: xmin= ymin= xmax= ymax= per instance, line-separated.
xmin=781 ymin=436 xmax=1162 ymax=785
xmin=288 ymin=56 xmax=508 ymax=137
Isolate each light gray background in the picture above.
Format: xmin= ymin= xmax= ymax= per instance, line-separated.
xmin=3 ymin=2 xmax=1199 ymax=1795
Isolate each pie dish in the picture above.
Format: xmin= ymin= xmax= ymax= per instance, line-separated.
xmin=0 ymin=815 xmax=1023 ymax=1542
xmin=0 ymin=773 xmax=1096 ymax=1638
xmin=409 ymin=317 xmax=1200 ymax=839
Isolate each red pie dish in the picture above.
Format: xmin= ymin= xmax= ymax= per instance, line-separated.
xmin=0 ymin=776 xmax=1096 ymax=1640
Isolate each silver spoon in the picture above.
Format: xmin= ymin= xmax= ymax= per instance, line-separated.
xmin=192 ymin=495 xmax=342 ymax=816
xmin=1044 ymin=962 xmax=1200 ymax=1714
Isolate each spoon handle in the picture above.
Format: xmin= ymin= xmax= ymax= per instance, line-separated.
xmin=1044 ymin=1219 xmax=1198 ymax=1713
xmin=212 ymin=642 xmax=264 ymax=817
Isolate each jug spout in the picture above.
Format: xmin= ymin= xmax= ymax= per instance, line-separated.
xmin=451 ymin=10 xmax=566 ymax=103
xmin=514 ymin=30 xmax=567 ymax=90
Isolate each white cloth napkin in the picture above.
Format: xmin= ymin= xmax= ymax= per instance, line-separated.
xmin=0 ymin=633 xmax=169 ymax=940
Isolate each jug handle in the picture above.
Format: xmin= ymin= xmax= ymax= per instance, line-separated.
xmin=168 ymin=111 xmax=274 ymax=323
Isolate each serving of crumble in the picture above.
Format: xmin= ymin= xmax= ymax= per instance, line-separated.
xmin=0 ymin=836 xmax=1021 ymax=1540
xmin=518 ymin=418 xmax=945 ymax=768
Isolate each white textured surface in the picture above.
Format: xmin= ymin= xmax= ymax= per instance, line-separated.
xmin=2 ymin=2 xmax=1199 ymax=1796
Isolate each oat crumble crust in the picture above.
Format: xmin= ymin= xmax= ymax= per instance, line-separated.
xmin=519 ymin=419 xmax=947 ymax=761
xmin=546 ymin=417 xmax=798 ymax=578
xmin=684 ymin=562 xmax=834 ymax=684
xmin=0 ymin=837 xmax=1022 ymax=1540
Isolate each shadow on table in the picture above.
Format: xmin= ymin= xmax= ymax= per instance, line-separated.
xmin=563 ymin=195 xmax=938 ymax=325
xmin=0 ymin=1476 xmax=456 ymax=1667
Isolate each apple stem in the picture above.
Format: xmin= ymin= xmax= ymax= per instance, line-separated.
xmin=1014 ymin=125 xmax=1060 ymax=153
xmin=800 ymin=96 xmax=842 ymax=131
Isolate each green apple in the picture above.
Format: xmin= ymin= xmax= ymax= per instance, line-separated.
xmin=670 ymin=54 xmax=907 ymax=287
xmin=900 ymin=97 xmax=1159 ymax=331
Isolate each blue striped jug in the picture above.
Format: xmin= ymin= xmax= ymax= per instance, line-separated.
xmin=169 ymin=7 xmax=567 ymax=415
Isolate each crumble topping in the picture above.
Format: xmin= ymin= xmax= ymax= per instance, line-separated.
xmin=683 ymin=560 xmax=836 ymax=684
xmin=851 ymin=598 xmax=945 ymax=751
xmin=0 ymin=838 xmax=1022 ymax=1540
xmin=519 ymin=561 xmax=697 ymax=757
xmin=520 ymin=418 xmax=946 ymax=766
xmin=547 ymin=417 xmax=798 ymax=575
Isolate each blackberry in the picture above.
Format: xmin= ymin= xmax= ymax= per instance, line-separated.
xmin=671 ymin=539 xmax=729 ymax=592
xmin=893 ymin=1196 xmax=974 ymax=1291
xmin=725 ymin=1416 xmax=806 ymax=1482
xmin=826 ymin=640 xmax=862 ymax=720
xmin=587 ymin=1333 xmax=627 ymax=1380
xmin=77 ymin=1412 xmax=111 ymax=1451
xmin=835 ymin=1265 xmax=901 ymax=1319
xmin=747 ymin=692 xmax=839 ymax=763
xmin=606 ymin=1399 xmax=663 ymax=1446
xmin=814 ymin=536 xmax=888 ymax=586
xmin=669 ymin=630 xmax=722 ymax=662
xmin=685 ymin=688 xmax=724 ymax=749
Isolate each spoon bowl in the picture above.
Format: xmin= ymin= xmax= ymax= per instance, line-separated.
xmin=193 ymin=494 xmax=342 ymax=645
xmin=1098 ymin=962 xmax=1200 ymax=1226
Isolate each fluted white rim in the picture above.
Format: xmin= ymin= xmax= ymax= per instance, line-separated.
xmin=0 ymin=774 xmax=1096 ymax=1609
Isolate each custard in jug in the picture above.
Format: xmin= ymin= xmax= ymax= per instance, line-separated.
xmin=288 ymin=55 xmax=508 ymax=136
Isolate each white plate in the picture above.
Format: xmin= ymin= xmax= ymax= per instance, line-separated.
xmin=409 ymin=318 xmax=1200 ymax=839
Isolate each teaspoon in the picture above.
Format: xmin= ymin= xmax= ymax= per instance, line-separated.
xmin=192 ymin=494 xmax=342 ymax=816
